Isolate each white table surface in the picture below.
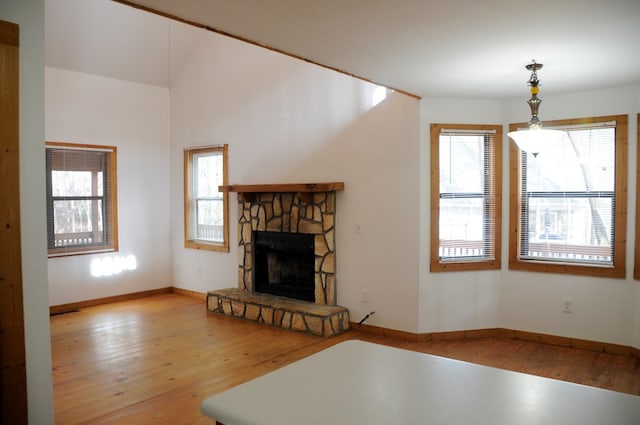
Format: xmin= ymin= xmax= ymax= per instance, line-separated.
xmin=201 ymin=340 xmax=640 ymax=425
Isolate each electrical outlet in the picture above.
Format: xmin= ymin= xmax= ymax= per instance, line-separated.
xmin=361 ymin=289 xmax=369 ymax=303
xmin=562 ymin=297 xmax=573 ymax=313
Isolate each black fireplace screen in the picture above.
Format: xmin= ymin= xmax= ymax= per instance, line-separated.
xmin=253 ymin=231 xmax=315 ymax=302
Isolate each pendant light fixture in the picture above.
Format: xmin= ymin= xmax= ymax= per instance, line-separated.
xmin=508 ymin=60 xmax=565 ymax=156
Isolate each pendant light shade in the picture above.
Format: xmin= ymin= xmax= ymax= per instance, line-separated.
xmin=508 ymin=127 xmax=566 ymax=156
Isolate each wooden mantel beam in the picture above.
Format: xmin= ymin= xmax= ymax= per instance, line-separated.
xmin=219 ymin=182 xmax=344 ymax=193
xmin=219 ymin=182 xmax=344 ymax=204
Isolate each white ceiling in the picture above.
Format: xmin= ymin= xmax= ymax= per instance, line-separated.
xmin=46 ymin=0 xmax=172 ymax=87
xmin=47 ymin=0 xmax=640 ymax=99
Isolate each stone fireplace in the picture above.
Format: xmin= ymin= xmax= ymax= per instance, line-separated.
xmin=206 ymin=183 xmax=349 ymax=337
xmin=237 ymin=188 xmax=339 ymax=305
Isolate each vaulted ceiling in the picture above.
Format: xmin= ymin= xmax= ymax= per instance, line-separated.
xmin=47 ymin=0 xmax=640 ymax=99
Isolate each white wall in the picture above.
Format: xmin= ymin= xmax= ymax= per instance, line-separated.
xmin=169 ymin=23 xmax=422 ymax=332
xmin=419 ymin=99 xmax=504 ymax=333
xmin=0 ymin=0 xmax=54 ymax=423
xmin=45 ymin=67 xmax=172 ymax=305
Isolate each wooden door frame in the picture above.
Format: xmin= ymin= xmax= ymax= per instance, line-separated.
xmin=0 ymin=19 xmax=28 ymax=424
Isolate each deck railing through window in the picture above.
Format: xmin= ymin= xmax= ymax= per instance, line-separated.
xmin=523 ymin=242 xmax=612 ymax=263
xmin=197 ymin=224 xmax=224 ymax=241
xmin=54 ymin=232 xmax=95 ymax=247
xmin=440 ymin=240 xmax=612 ymax=263
xmin=439 ymin=240 xmax=486 ymax=258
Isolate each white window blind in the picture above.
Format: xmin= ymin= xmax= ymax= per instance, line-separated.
xmin=519 ymin=125 xmax=616 ymax=265
xmin=438 ymin=129 xmax=496 ymax=262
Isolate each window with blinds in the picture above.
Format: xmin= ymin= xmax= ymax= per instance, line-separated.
xmin=46 ymin=142 xmax=118 ymax=256
xmin=430 ymin=124 xmax=502 ymax=272
xmin=184 ymin=145 xmax=229 ymax=252
xmin=509 ymin=115 xmax=627 ymax=278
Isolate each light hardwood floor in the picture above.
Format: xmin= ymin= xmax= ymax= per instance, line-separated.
xmin=50 ymin=293 xmax=640 ymax=424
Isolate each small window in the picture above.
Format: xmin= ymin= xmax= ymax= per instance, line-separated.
xmin=46 ymin=142 xmax=118 ymax=256
xmin=184 ymin=145 xmax=229 ymax=251
xmin=509 ymin=115 xmax=627 ymax=278
xmin=430 ymin=124 xmax=502 ymax=272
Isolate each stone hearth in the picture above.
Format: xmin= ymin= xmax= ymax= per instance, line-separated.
xmin=206 ymin=183 xmax=349 ymax=337
xmin=207 ymin=288 xmax=349 ymax=337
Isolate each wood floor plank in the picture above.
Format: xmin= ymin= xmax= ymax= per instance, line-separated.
xmin=50 ymin=293 xmax=640 ymax=424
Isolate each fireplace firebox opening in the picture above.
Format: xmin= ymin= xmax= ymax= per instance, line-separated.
xmin=253 ymin=231 xmax=315 ymax=302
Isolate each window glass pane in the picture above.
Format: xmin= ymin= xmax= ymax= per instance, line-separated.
xmin=52 ymin=170 xmax=103 ymax=197
xmin=526 ymin=129 xmax=615 ymax=192
xmin=53 ymin=199 xmax=104 ymax=246
xmin=439 ymin=134 xmax=484 ymax=194
xmin=439 ymin=198 xmax=489 ymax=259
xmin=438 ymin=131 xmax=495 ymax=263
xmin=524 ymin=197 xmax=612 ymax=247
xmin=196 ymin=199 xmax=223 ymax=242
xmin=195 ymin=153 xmax=222 ymax=198
xmin=439 ymin=198 xmax=484 ymax=241
xmin=520 ymin=125 xmax=615 ymax=266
